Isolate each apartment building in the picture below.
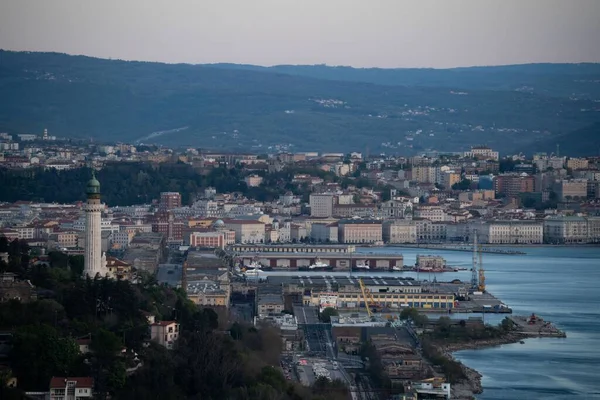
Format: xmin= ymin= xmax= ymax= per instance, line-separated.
xmin=383 ymin=220 xmax=417 ymax=244
xmin=338 ymin=220 xmax=383 ymax=244
xmin=413 ymin=206 xmax=445 ymax=222
xmin=110 ymin=231 xmax=135 ymax=249
xmin=150 ymin=321 xmax=180 ymax=349
xmin=159 ymin=192 xmax=182 ymax=211
xmin=566 ymin=158 xmax=589 ymax=170
xmin=309 ymin=194 xmax=335 ymax=217
xmin=411 ymin=166 xmax=439 ymax=184
xmin=440 ymin=171 xmax=461 ymax=189
xmin=48 ymin=230 xmax=79 ymax=248
xmin=494 ymin=173 xmax=535 ymax=197
xmin=555 ymin=179 xmax=588 ymax=201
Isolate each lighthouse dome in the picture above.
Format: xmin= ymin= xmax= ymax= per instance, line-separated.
xmin=86 ymin=174 xmax=101 ymax=195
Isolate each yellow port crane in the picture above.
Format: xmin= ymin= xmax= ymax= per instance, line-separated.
xmin=358 ymin=278 xmax=381 ymax=318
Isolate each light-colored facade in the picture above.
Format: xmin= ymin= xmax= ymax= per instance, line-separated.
xmin=543 ymin=216 xmax=598 ymax=244
xmin=566 ymin=158 xmax=589 ymax=170
xmin=440 ymin=172 xmax=461 ymax=189
xmin=555 ymin=179 xmax=588 ymax=201
xmin=150 ymin=321 xmax=180 ymax=349
xmin=83 ymin=176 xmax=108 ymax=277
xmin=48 ymin=230 xmax=79 ymax=248
xmin=257 ymin=293 xmax=285 ymax=318
xmin=414 ymin=206 xmax=445 ymax=222
xmin=464 ymin=146 xmax=499 ymax=161
xmin=482 ymin=221 xmax=543 ymax=244
xmin=49 ymin=377 xmax=94 ymax=400
xmin=383 ymin=220 xmax=417 ymax=244
xmin=309 ymin=194 xmax=334 ymax=217
xmin=244 ymin=174 xmax=264 ymax=187
xmin=224 ymin=220 xmax=266 ymax=243
xmin=338 ymin=220 xmax=383 ymax=244
xmin=379 ymin=199 xmax=413 ymax=219
xmin=412 ymin=166 xmax=439 ymax=184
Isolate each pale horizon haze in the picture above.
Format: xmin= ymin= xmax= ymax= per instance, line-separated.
xmin=1 ymin=0 xmax=599 ymax=68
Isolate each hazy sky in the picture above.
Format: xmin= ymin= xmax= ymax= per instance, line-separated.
xmin=1 ymin=0 xmax=599 ymax=68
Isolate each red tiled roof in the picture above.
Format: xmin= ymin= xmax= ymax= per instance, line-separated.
xmin=151 ymin=320 xmax=177 ymax=327
xmin=50 ymin=377 xmax=94 ymax=389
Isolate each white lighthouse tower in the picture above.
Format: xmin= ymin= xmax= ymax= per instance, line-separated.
xmin=83 ymin=172 xmax=108 ymax=277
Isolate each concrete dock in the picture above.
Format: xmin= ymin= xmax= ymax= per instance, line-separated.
xmin=509 ymin=315 xmax=567 ymax=337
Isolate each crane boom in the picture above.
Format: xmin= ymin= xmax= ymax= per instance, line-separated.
xmin=359 ymin=278 xmax=381 ymax=317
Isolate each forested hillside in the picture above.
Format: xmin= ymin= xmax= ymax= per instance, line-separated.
xmin=1 ymin=50 xmax=599 ymax=154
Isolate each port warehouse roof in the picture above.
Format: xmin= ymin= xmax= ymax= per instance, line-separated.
xmin=266 ymin=275 xmax=421 ymax=288
xmin=236 ymin=251 xmax=404 ymax=258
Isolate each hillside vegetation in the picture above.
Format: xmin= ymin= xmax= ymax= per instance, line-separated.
xmin=1 ymin=50 xmax=599 ymax=154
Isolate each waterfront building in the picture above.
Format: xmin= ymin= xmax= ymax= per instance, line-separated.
xmin=383 ymin=220 xmax=417 ymax=244
xmin=482 ymin=221 xmax=543 ymax=244
xmin=310 ymin=222 xmax=339 ymax=243
xmin=543 ymin=216 xmax=600 ymax=244
xmin=83 ymin=174 xmax=109 ymax=277
xmin=338 ymin=219 xmax=383 ymax=244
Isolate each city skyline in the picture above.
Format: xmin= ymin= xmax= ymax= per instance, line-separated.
xmin=1 ymin=0 xmax=600 ymax=68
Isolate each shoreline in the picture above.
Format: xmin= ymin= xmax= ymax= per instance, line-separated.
xmin=434 ymin=333 xmax=528 ymax=399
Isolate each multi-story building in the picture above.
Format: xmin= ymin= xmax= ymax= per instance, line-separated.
xmin=152 ymin=211 xmax=184 ymax=244
xmin=332 ymin=204 xmax=377 ymax=218
xmin=379 ymin=199 xmax=413 ymax=219
xmin=411 ymin=166 xmax=439 ymax=184
xmin=189 ymin=230 xmax=235 ymax=248
xmin=464 ymin=146 xmax=499 ymax=161
xmin=310 ymin=223 xmax=339 ymax=243
xmin=150 ymin=321 xmax=180 ymax=349
xmin=555 ymin=179 xmax=588 ymax=201
xmin=566 ymin=158 xmax=589 ymax=170
xmin=338 ymin=220 xmax=383 ymax=244
xmin=49 ymin=376 xmax=94 ymax=400
xmin=309 ymin=194 xmax=334 ymax=217
xmin=543 ymin=216 xmax=589 ymax=244
xmin=440 ymin=171 xmax=461 ymax=189
xmin=187 ymin=279 xmax=230 ymax=308
xmin=414 ymin=219 xmax=447 ymax=242
xmin=413 ymin=206 xmax=445 ymax=222
xmin=383 ymin=220 xmax=417 ymax=244
xmin=110 ymin=231 xmax=135 ymax=249
xmin=257 ymin=293 xmax=285 ymax=318
xmin=482 ymin=221 xmax=543 ymax=244
xmin=159 ymin=192 xmax=182 ymax=211
xmin=494 ymin=173 xmax=535 ymax=198
xmin=223 ymin=219 xmax=266 ymax=243
xmin=48 ymin=230 xmax=79 ymax=248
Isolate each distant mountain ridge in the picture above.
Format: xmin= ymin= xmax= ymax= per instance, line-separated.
xmin=0 ymin=50 xmax=599 ymax=155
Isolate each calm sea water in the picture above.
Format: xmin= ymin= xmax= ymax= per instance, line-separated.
xmin=369 ymin=246 xmax=600 ymax=400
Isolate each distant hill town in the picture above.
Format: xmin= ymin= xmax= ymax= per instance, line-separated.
xmin=1 ymin=50 xmax=599 ymax=155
